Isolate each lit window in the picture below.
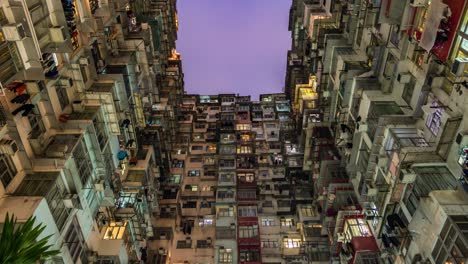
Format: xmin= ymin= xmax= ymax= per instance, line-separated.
xmin=236 ymin=124 xmax=251 ymax=131
xmin=261 ymin=218 xmax=275 ymax=226
xmin=237 ymin=145 xmax=252 ymax=154
xmin=283 ymin=238 xmax=301 ymax=248
xmin=261 ymin=239 xmax=278 ymax=248
xmin=188 ymin=170 xmax=200 ymax=177
xmin=301 ymin=206 xmax=316 ymax=217
xmin=103 ymin=222 xmax=127 ymax=240
xmin=280 ymin=218 xmax=294 ymax=227
xmin=218 ymin=248 xmax=233 ymax=263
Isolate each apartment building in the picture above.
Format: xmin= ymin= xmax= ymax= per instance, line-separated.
xmin=286 ymin=0 xmax=468 ymax=263
xmin=0 ymin=0 xmax=180 ymax=263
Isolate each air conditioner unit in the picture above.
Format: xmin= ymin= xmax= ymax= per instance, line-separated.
xmin=397 ymin=73 xmax=412 ymax=84
xmin=72 ymin=100 xmax=85 ymax=113
xmin=50 ymin=26 xmax=67 ymax=42
xmin=2 ymin=23 xmax=26 ymax=41
xmin=79 ymin=57 xmax=90 ymax=65
xmin=94 ymin=180 xmax=105 ymax=191
xmin=400 ymin=168 xmax=417 ymax=183
xmin=451 ymin=58 xmax=468 ymax=77
xmin=63 ymin=194 xmax=82 ymax=209
xmin=0 ymin=139 xmax=18 ymax=155
xmin=57 ymin=77 xmax=73 ymax=88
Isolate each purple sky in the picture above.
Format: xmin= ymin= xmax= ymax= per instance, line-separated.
xmin=176 ymin=0 xmax=291 ymax=100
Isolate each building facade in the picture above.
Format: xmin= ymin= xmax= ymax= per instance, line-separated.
xmin=1 ymin=0 xmax=468 ymax=263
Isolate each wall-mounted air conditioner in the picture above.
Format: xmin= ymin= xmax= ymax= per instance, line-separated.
xmin=63 ymin=194 xmax=82 ymax=209
xmin=400 ymin=168 xmax=417 ymax=183
xmin=72 ymin=100 xmax=85 ymax=113
xmin=397 ymin=73 xmax=412 ymax=84
xmin=0 ymin=139 xmax=18 ymax=155
xmin=451 ymin=58 xmax=468 ymax=77
xmin=57 ymin=77 xmax=73 ymax=88
xmin=50 ymin=26 xmax=67 ymax=42
xmin=2 ymin=23 xmax=26 ymax=41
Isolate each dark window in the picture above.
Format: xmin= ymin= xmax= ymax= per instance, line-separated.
xmin=65 ymin=217 xmax=86 ymax=263
xmin=0 ymin=154 xmax=16 ymax=187
xmin=56 ymin=87 xmax=69 ymax=110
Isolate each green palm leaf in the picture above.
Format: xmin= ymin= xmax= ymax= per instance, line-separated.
xmin=0 ymin=213 xmax=59 ymax=264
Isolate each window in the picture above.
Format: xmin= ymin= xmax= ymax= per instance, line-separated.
xmin=432 ymin=217 xmax=468 ymax=264
xmin=65 ymin=217 xmax=86 ymax=263
xmin=184 ymin=185 xmax=198 ymax=192
xmin=73 ymin=139 xmax=93 ymax=186
xmin=190 ymin=157 xmax=202 ymax=163
xmin=182 ymin=201 xmax=197 ymax=208
xmin=238 ymin=172 xmax=255 ymax=182
xmin=280 ymin=218 xmax=295 ymax=227
xmin=236 ymin=124 xmax=251 ymax=130
xmin=56 ymin=87 xmax=69 ymax=110
xmin=283 ymin=238 xmax=301 ymax=248
xmin=201 ymin=185 xmax=214 ymax=192
xmin=239 ymin=249 xmax=260 ymax=262
xmin=219 ymin=159 xmax=235 ymax=167
xmin=103 ymin=222 xmax=127 ymax=240
xmin=217 ymin=191 xmax=234 ymax=199
xmin=200 ymin=200 xmax=211 ymax=208
xmin=237 ymin=190 xmax=256 ymax=200
xmin=28 ymin=107 xmax=45 ymax=139
xmin=222 ymin=97 xmax=235 ymax=103
xmin=261 ymin=218 xmax=275 ymax=226
xmin=204 ymin=157 xmax=216 ymax=165
xmin=199 ymin=218 xmax=213 ymax=226
xmin=219 ymin=173 xmax=234 ymax=182
xmin=301 ymin=206 xmax=316 ymax=217
xmin=238 ymin=206 xmax=257 ymax=217
xmin=197 ymin=240 xmax=211 ymax=248
xmin=218 ymin=248 xmax=233 ymax=263
xmin=219 ymin=145 xmax=235 ymax=154
xmin=188 ymin=170 xmax=200 ymax=177
xmin=176 ymin=239 xmax=192 ymax=249
xmin=239 ymin=225 xmax=258 ymax=238
xmin=262 ymin=239 xmax=278 ymax=248
xmin=0 ymin=154 xmax=17 ymax=187
xmin=191 ymin=145 xmax=204 ymax=151
xmin=218 ymin=207 xmax=234 ymax=217
xmin=194 ymin=123 xmax=206 ymax=129
xmin=402 ymin=76 xmax=416 ymax=105
xmin=426 ymin=101 xmax=443 ymax=135
xmin=237 ymin=145 xmax=252 ymax=154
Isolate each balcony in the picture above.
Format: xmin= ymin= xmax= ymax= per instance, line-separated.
xmin=238 ymin=224 xmax=260 ymax=245
xmin=216 ymin=189 xmax=236 ymax=203
xmin=160 ymin=188 xmax=178 ymax=204
xmin=236 ymin=156 xmax=257 ymax=169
